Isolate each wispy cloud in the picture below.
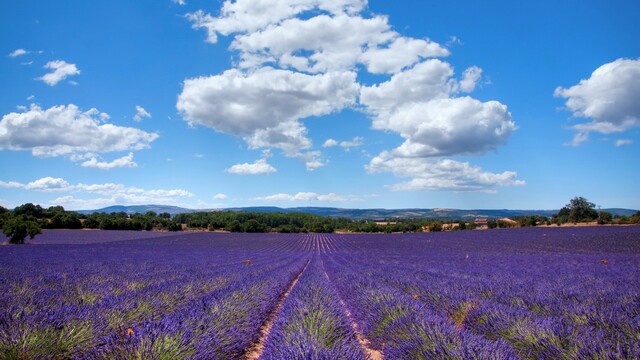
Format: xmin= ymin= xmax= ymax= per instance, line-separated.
xmin=37 ymin=60 xmax=80 ymax=86
xmin=8 ymin=48 xmax=27 ymax=57
xmin=133 ymin=105 xmax=152 ymax=122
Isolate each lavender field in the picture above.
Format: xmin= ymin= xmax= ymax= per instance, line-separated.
xmin=1 ymin=227 xmax=639 ymax=359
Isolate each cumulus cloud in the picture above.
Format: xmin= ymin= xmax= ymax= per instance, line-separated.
xmin=173 ymin=0 xmax=186 ymax=5
xmin=38 ymin=60 xmax=80 ymax=86
xmin=178 ymin=68 xmax=358 ymax=137
xmin=252 ymin=191 xmax=364 ymax=202
xmin=0 ymin=104 xmax=158 ymax=158
xmin=366 ymin=153 xmax=525 ymax=192
xmin=375 ymin=97 xmax=516 ymax=158
xmin=80 ymin=153 xmax=138 ymax=169
xmin=9 ymin=49 xmax=27 ymax=57
xmin=323 ymin=136 xmax=363 ymax=150
xmin=133 ymin=105 xmax=152 ymax=122
xmin=0 ymin=176 xmax=194 ymax=209
xmin=0 ymin=177 xmax=71 ymax=192
xmin=555 ymin=58 xmax=640 ymax=145
xmin=213 ymin=193 xmax=227 ymax=200
xmin=187 ymin=0 xmax=367 ymax=43
xmin=226 ymin=158 xmax=277 ymax=175
xmin=183 ymin=0 xmax=519 ymax=187
xmin=178 ymin=67 xmax=357 ymax=168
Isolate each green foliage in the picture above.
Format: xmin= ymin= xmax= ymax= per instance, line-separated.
xmin=13 ymin=203 xmax=44 ymax=218
xmin=554 ymin=196 xmax=598 ymax=224
xmin=2 ymin=216 xmax=42 ymax=244
xmin=597 ymin=211 xmax=613 ymax=225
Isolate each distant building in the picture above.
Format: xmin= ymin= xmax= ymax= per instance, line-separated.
xmin=474 ymin=217 xmax=489 ymax=228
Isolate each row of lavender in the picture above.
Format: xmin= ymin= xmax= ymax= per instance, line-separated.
xmin=0 ymin=232 xmax=310 ymax=359
xmin=321 ymin=227 xmax=640 ymax=359
xmin=1 ymin=227 xmax=639 ymax=358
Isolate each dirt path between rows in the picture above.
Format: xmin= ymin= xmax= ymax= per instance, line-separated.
xmin=322 ymin=261 xmax=384 ymax=360
xmin=243 ymin=257 xmax=311 ymax=360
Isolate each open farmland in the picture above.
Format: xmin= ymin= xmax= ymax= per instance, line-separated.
xmin=1 ymin=226 xmax=639 ymax=359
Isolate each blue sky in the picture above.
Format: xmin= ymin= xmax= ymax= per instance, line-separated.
xmin=1 ymin=0 xmax=639 ymax=211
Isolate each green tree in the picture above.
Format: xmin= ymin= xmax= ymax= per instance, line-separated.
xmin=3 ymin=216 xmax=41 ymax=244
xmin=563 ymin=196 xmax=598 ymax=223
xmin=598 ymin=211 xmax=613 ymax=224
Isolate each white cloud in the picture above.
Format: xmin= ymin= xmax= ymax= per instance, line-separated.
xmin=133 ymin=105 xmax=152 ymax=122
xmin=80 ymin=153 xmax=138 ymax=170
xmin=0 ymin=181 xmax=23 ymax=189
xmin=0 ymin=177 xmax=70 ymax=192
xmin=360 ymin=59 xmax=457 ymax=113
xmin=615 ymin=139 xmax=633 ymax=147
xmin=187 ymin=0 xmax=367 ymax=43
xmin=322 ymin=139 xmax=339 ymax=147
xmin=360 ymin=36 xmax=449 ymax=74
xmin=555 ymin=58 xmax=640 ymax=144
xmin=184 ymin=0 xmax=519 ymax=187
xmin=173 ymin=0 xmax=186 ymax=5
xmin=459 ymin=66 xmax=482 ymax=93
xmin=366 ymin=154 xmax=525 ymax=193
xmin=1 ymin=176 xmax=195 ymax=210
xmin=50 ymin=196 xmax=116 ymax=210
xmin=376 ymin=97 xmax=516 ymax=158
xmin=38 ymin=60 xmax=80 ymax=86
xmin=213 ymin=193 xmax=227 ymax=200
xmin=178 ymin=67 xmax=358 ymax=136
xmin=252 ymin=191 xmax=365 ymax=202
xmin=323 ymin=136 xmax=363 ymax=150
xmin=178 ymin=67 xmax=357 ymax=168
xmin=0 ymin=104 xmax=158 ymax=158
xmin=9 ymin=49 xmax=27 ymax=57
xmin=226 ymin=158 xmax=277 ymax=175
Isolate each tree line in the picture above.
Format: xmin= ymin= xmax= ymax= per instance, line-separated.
xmin=2 ymin=197 xmax=638 ymax=244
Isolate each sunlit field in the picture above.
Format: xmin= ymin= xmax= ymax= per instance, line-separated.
xmin=1 ymin=226 xmax=639 ymax=359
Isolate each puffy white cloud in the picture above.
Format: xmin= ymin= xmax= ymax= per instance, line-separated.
xmin=459 ymin=66 xmax=482 ymax=93
xmin=232 ymin=14 xmax=394 ymax=72
xmin=252 ymin=191 xmax=364 ymax=202
xmin=360 ymin=37 xmax=449 ymax=74
xmin=322 ymin=136 xmax=363 ymax=150
xmin=377 ymin=97 xmax=516 ymax=158
xmin=187 ymin=0 xmax=367 ymax=43
xmin=173 ymin=0 xmax=186 ymax=5
xmin=184 ymin=0 xmax=519 ymax=186
xmin=178 ymin=68 xmax=358 ymax=135
xmin=226 ymin=158 xmax=277 ymax=175
xmin=80 ymin=153 xmax=138 ymax=170
xmin=360 ymin=59 xmax=456 ymax=113
xmin=38 ymin=60 xmax=80 ymax=86
xmin=9 ymin=49 xmax=27 ymax=57
xmin=555 ymin=58 xmax=640 ymax=145
xmin=366 ymin=154 xmax=525 ymax=192
xmin=322 ymin=139 xmax=338 ymax=147
xmin=1 ymin=177 xmax=194 ymax=210
xmin=213 ymin=193 xmax=227 ymax=200
xmin=0 ymin=177 xmax=70 ymax=192
xmin=0 ymin=104 xmax=158 ymax=158
xmin=133 ymin=105 xmax=152 ymax=122
xmin=25 ymin=177 xmax=71 ymax=192
xmin=0 ymin=181 xmax=23 ymax=189
xmin=50 ymin=196 xmax=116 ymax=210
xmin=178 ymin=67 xmax=357 ymax=167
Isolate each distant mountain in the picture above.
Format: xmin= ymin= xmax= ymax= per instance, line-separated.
xmin=78 ymin=205 xmax=637 ymax=220
xmin=77 ymin=205 xmax=200 ymax=216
